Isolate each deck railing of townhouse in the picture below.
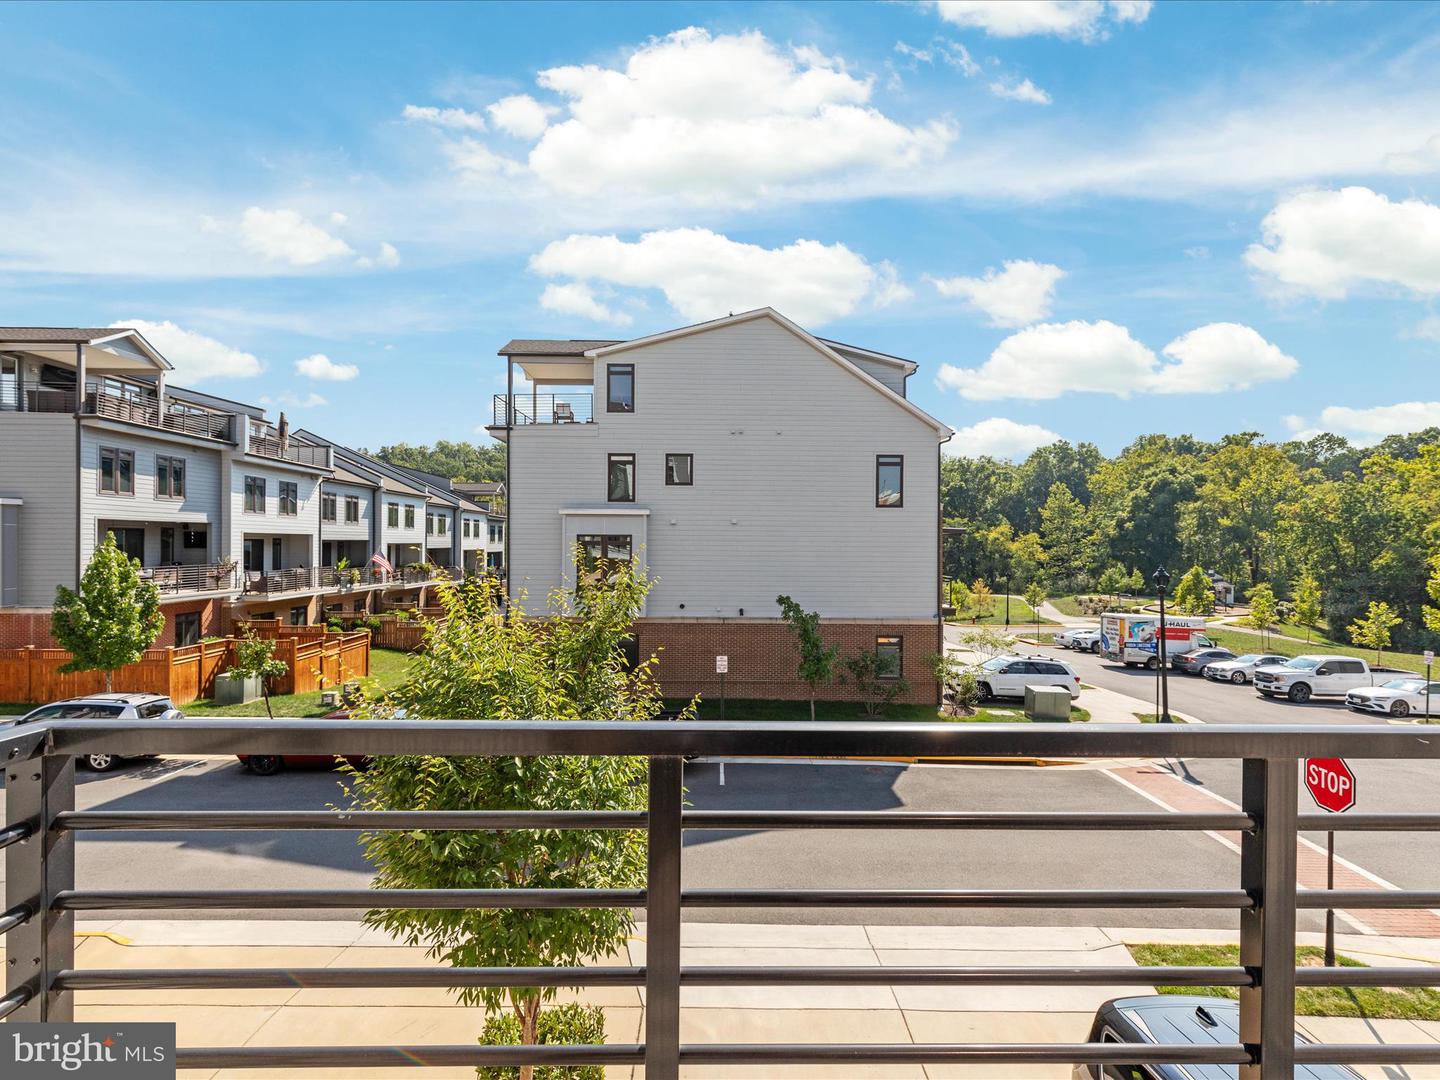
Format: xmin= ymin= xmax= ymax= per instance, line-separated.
xmin=491 ymin=392 xmax=594 ymax=426
xmin=6 ymin=720 xmax=1440 ymax=1076
xmin=242 ymin=566 xmax=318 ymax=595
xmin=317 ymin=566 xmax=384 ymax=590
xmin=247 ymin=433 xmax=330 ymax=467
xmin=140 ymin=562 xmax=237 ymax=595
xmin=0 ymin=385 xmax=76 ymax=413
xmin=81 ymin=387 xmax=235 ymax=441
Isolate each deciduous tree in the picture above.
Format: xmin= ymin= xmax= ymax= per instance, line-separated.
xmin=1349 ymin=600 xmax=1402 ymax=665
xmin=1294 ymin=569 xmax=1323 ymax=644
xmin=777 ymin=594 xmax=839 ymax=722
xmin=51 ymin=533 xmax=164 ymax=692
xmin=1172 ymin=564 xmax=1216 ymax=616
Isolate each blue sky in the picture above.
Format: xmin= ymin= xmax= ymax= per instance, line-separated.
xmin=2 ymin=0 xmax=1439 ymax=458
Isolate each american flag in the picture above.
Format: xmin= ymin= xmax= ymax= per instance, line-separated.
xmin=370 ymin=551 xmax=394 ymax=575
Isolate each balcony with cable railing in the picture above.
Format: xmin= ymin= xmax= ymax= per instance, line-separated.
xmin=490 ymin=392 xmax=594 ymax=428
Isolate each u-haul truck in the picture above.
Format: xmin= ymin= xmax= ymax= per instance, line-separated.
xmin=1100 ymin=612 xmax=1213 ymax=669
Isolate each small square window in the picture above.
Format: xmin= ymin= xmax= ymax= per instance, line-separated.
xmin=876 ymin=455 xmax=903 ymax=508
xmin=665 ymin=453 xmax=693 ymax=486
xmin=607 ymin=453 xmax=636 ymax=502
xmin=875 ymin=636 xmax=903 ymax=680
xmin=607 ymin=364 xmax=634 ymax=413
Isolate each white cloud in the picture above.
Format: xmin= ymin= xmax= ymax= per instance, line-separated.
xmin=238 ymin=207 xmax=354 ymax=267
xmin=443 ymin=138 xmax=528 ymax=178
xmin=947 ymin=417 xmax=1063 ymax=459
xmin=872 ymin=261 xmax=914 ymax=307
xmin=988 ymin=78 xmax=1052 ymax=105
xmin=486 ymin=95 xmax=555 ymax=139
xmin=356 ymin=241 xmax=401 ymax=270
xmin=539 ymin=283 xmax=634 ymax=326
xmin=507 ymin=27 xmax=955 ymax=202
xmin=402 ymin=104 xmax=488 ymax=131
xmin=530 ymin=227 xmax=896 ymax=325
xmin=113 ymin=319 xmax=263 ymax=383
xmin=1244 ymin=187 xmax=1440 ymax=298
xmin=1413 ymin=315 xmax=1440 ymax=342
xmin=260 ymin=391 xmax=328 ymax=410
xmin=1184 ymin=246 xmax=1210 ymax=259
xmin=929 ymin=1 xmax=1152 ymax=41
xmin=935 ymin=319 xmax=1297 ymax=400
xmin=295 ymin=353 xmax=359 ymax=381
xmin=928 ymin=259 xmax=1065 ymax=327
xmin=936 ymin=40 xmax=983 ymax=75
xmin=1297 ymin=401 xmax=1440 ymax=446
xmin=1383 ymin=132 xmax=1440 ymax=175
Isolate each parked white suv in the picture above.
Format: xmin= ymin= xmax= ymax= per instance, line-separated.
xmin=1054 ymin=626 xmax=1098 ymax=649
xmin=1065 ymin=628 xmax=1103 ymax=654
xmin=977 ymin=655 xmax=1081 ymax=700
xmin=8 ymin=693 xmax=181 ymax=771
xmin=1253 ymin=655 xmax=1410 ymax=703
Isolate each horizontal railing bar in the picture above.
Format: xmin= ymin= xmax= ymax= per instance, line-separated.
xmin=681 ymin=889 xmax=1254 ymax=909
xmin=678 ymin=1044 xmax=1253 ymax=1065
xmin=1295 ymin=967 xmax=1440 ymax=987
xmin=1298 ymin=813 xmax=1440 ymax=831
xmin=53 ymin=889 xmax=646 ymax=911
xmin=0 ymin=903 xmax=33 ymax=936
xmin=55 ymin=810 xmax=649 ymax=831
xmin=0 ymin=822 xmax=32 ymax=849
xmin=37 ymin=717 xmax=1440 ymax=761
xmin=683 ymin=810 xmax=1255 ymax=831
xmin=0 ymin=988 xmax=32 ymax=1021
xmin=51 ymin=809 xmax=1257 ymax=833
xmin=176 ymin=1045 xmax=645 ymax=1069
xmin=1297 ymin=890 xmax=1440 ymax=908
xmin=1295 ymin=1044 xmax=1440 ymax=1064
xmin=53 ymin=965 xmax=1252 ymax=991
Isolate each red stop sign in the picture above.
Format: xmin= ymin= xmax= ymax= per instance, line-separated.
xmin=1305 ymin=758 xmax=1356 ymax=813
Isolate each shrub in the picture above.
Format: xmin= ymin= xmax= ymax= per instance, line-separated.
xmin=935 ymin=653 xmax=982 ymax=717
xmin=842 ymin=647 xmax=911 ymax=717
xmin=476 ymin=1003 xmax=606 ymax=1080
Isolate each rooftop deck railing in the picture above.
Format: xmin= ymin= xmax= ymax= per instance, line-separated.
xmin=7 ymin=720 xmax=1440 ymax=1076
xmin=491 ymin=392 xmax=594 ymax=427
xmin=247 ymin=432 xmax=330 ymax=466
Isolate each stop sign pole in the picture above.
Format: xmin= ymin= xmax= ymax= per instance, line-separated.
xmin=1305 ymin=758 xmax=1356 ymax=966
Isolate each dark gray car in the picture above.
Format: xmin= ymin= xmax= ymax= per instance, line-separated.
xmin=1073 ymin=995 xmax=1361 ymax=1078
xmin=1172 ymin=647 xmax=1236 ymax=675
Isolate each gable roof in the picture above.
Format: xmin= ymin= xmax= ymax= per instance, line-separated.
xmin=0 ymin=326 xmax=171 ymax=370
xmin=585 ymin=308 xmax=951 ymax=439
xmin=498 ymin=339 xmax=623 ymax=357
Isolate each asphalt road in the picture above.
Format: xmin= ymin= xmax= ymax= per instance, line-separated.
xmin=6 ymin=753 xmax=1440 ymax=930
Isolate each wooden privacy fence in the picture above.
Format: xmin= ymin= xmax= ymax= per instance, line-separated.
xmin=0 ymin=630 xmax=370 ymax=706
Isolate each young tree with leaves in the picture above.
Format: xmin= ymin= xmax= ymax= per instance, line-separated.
xmin=1023 ymin=580 xmax=1047 ymax=635
xmin=970 ymin=578 xmax=995 ymax=623
xmin=1294 ymin=569 xmax=1323 ymax=644
xmin=1172 ymin=564 xmax=1216 ymax=616
xmin=777 ymin=594 xmax=839 ymax=722
xmin=948 ymin=578 xmax=972 ymax=620
xmin=1245 ymin=583 xmax=1279 ymax=647
xmin=1096 ymin=565 xmax=1127 ymax=606
xmin=1126 ymin=568 xmax=1146 ymax=596
xmin=1349 ymin=600 xmax=1402 ymax=665
xmin=349 ymin=567 xmax=690 ymax=1078
xmin=228 ymin=629 xmax=290 ymax=720
xmin=51 ymin=532 xmax=165 ymax=692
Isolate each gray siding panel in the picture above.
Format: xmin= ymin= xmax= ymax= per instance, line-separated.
xmin=1 ymin=504 xmax=20 ymax=606
xmin=510 ymin=316 xmax=940 ymax=620
xmin=0 ymin=416 xmax=79 ymax=605
xmin=846 ymin=356 xmax=908 ymax=396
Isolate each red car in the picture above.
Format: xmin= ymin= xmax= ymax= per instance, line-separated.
xmin=237 ymin=710 xmax=368 ymax=776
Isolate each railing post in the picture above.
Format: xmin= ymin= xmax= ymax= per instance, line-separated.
xmin=1239 ymin=756 xmax=1297 ymax=1079
xmin=4 ymin=751 xmax=75 ymax=1021
xmin=645 ymin=755 xmax=683 ymax=1080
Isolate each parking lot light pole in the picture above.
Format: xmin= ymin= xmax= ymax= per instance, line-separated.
xmin=1153 ymin=566 xmax=1173 ymax=724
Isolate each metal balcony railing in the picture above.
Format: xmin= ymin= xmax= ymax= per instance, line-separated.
xmin=492 ymin=392 xmax=594 ymax=426
xmin=140 ymin=562 xmax=238 ymax=594
xmin=317 ymin=565 xmax=383 ymax=589
xmin=81 ymin=387 xmax=235 ymax=441
xmin=242 ymin=566 xmax=318 ymax=594
xmin=247 ymin=433 xmax=330 ymax=466
xmin=7 ymin=720 xmax=1440 ymax=1076
xmin=0 ymin=385 xmax=77 ymax=412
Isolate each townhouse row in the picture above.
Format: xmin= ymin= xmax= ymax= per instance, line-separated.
xmin=0 ymin=328 xmax=504 ymax=647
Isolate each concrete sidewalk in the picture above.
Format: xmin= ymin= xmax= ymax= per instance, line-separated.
xmin=44 ymin=919 xmax=1440 ymax=1079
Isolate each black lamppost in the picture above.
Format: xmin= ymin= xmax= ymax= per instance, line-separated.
xmin=1003 ymin=575 xmax=1011 ymax=627
xmin=1153 ymin=566 xmax=1172 ymax=724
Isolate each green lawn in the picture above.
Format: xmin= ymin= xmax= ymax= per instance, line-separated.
xmin=1050 ymin=594 xmax=1086 ymax=617
xmin=949 ymin=595 xmax=1057 ymax=626
xmin=182 ymin=647 xmax=414 ymax=718
xmin=1205 ymin=627 xmax=1428 ymax=673
xmin=1128 ymin=942 xmax=1440 ymax=1020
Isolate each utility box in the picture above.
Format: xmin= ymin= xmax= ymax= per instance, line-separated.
xmin=1025 ymin=685 xmax=1072 ymax=721
xmin=214 ymin=672 xmax=261 ymax=705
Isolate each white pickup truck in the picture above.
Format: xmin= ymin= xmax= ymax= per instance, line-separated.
xmin=1253 ymin=654 xmax=1415 ymax=703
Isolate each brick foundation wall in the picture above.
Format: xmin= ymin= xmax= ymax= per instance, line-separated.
xmin=636 ymin=618 xmax=942 ymax=706
xmin=153 ymin=599 xmax=227 ymax=647
xmin=0 ymin=610 xmax=59 ymax=649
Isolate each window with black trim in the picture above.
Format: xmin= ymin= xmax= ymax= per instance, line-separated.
xmin=156 ymin=455 xmax=185 ymax=499
xmin=665 ymin=453 xmax=693 ymax=486
xmin=183 ymin=528 xmax=207 ymax=549
xmin=607 ymin=363 xmax=634 ymax=413
xmin=99 ymin=447 xmax=135 ymax=495
xmin=279 ymin=481 xmax=298 ymax=516
xmin=243 ymin=538 xmax=263 ymax=573
xmin=404 ymin=505 xmax=416 ymax=529
xmin=244 ymin=476 xmax=266 ymax=513
xmin=578 ymin=534 xmax=633 ymax=584
xmin=174 ymin=611 xmax=201 ymax=647
xmin=289 ymin=605 xmax=308 ymax=626
xmin=875 ymin=636 xmax=903 ymax=680
xmin=607 ymin=453 xmax=636 ymax=502
xmin=876 ymin=454 xmax=904 ymax=508
xmin=387 ymin=502 xmax=399 ymax=528
xmin=160 ymin=527 xmax=176 ymax=564
xmin=322 ymin=493 xmax=338 ymax=522
xmin=345 ymin=496 xmax=360 ymax=523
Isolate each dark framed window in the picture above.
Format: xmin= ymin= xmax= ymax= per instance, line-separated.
xmin=99 ymin=447 xmax=135 ymax=495
xmin=665 ymin=453 xmax=693 ymax=486
xmin=279 ymin=481 xmax=298 ymax=516
xmin=345 ymin=496 xmax=360 ymax=523
xmin=156 ymin=455 xmax=185 ymax=499
xmin=404 ymin=505 xmax=416 ymax=529
xmin=426 ymin=513 xmax=434 ymax=535
xmin=438 ymin=515 xmax=447 ymax=535
xmin=322 ymin=493 xmax=337 ymax=522
xmin=244 ymin=476 xmax=266 ymax=513
xmin=578 ymin=533 xmax=633 ymax=583
xmin=875 ymin=636 xmax=903 ymax=680
xmin=174 ymin=611 xmax=201 ymax=647
xmin=876 ymin=454 xmax=904 ymax=508
xmin=183 ymin=528 xmax=207 ymax=549
xmin=110 ymin=527 xmax=144 ymax=562
xmin=607 ymin=453 xmax=636 ymax=502
xmin=272 ymin=537 xmax=283 ymax=568
xmin=243 ymin=538 xmax=263 ymax=574
xmin=606 ymin=363 xmax=634 ymax=413
xmin=289 ymin=605 xmax=308 ymax=626
xmin=160 ymin=526 xmax=176 ymax=564
xmin=387 ymin=502 xmax=399 ymax=528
